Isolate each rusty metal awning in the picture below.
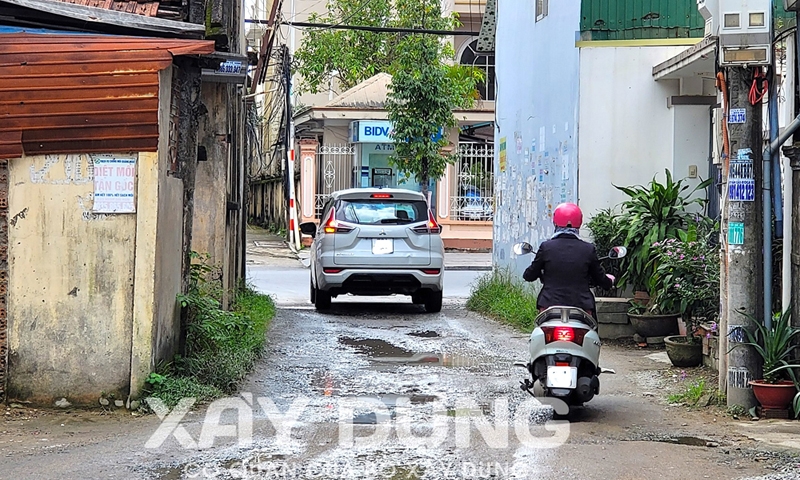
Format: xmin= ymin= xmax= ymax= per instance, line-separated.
xmin=54 ymin=0 xmax=161 ymax=17
xmin=0 ymin=33 xmax=215 ymax=159
xmin=0 ymin=0 xmax=204 ymax=37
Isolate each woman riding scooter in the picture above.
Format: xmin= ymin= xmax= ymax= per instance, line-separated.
xmin=522 ymin=203 xmax=615 ymax=319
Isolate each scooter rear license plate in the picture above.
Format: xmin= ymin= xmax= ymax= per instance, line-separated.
xmin=545 ymin=366 xmax=577 ymax=389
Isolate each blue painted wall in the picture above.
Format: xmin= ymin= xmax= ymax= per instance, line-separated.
xmin=493 ymin=0 xmax=582 ymax=277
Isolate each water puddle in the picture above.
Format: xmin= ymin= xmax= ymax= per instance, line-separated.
xmin=339 ymin=337 xmax=414 ymax=358
xmin=651 ymin=436 xmax=715 ymax=447
xmin=408 ymin=330 xmax=440 ymax=338
xmin=338 ymin=337 xmax=499 ymax=369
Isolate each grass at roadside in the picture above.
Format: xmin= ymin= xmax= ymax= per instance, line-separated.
xmin=143 ymin=256 xmax=276 ymax=409
xmin=466 ymin=268 xmax=539 ymax=332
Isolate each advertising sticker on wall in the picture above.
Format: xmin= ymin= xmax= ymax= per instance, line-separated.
xmin=92 ymin=154 xmax=136 ymax=213
xmin=499 ymin=137 xmax=507 ymax=172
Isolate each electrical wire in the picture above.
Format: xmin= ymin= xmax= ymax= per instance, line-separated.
xmin=300 ymin=0 xmax=380 ymax=32
xmin=716 ymin=71 xmax=730 ymax=165
xmin=749 ymin=67 xmax=768 ymax=105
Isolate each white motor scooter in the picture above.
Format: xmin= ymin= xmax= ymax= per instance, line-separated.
xmin=512 ymin=242 xmax=627 ymax=410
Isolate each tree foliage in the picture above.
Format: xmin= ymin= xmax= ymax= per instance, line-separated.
xmin=294 ymin=0 xmax=397 ymax=94
xmin=385 ymin=1 xmax=482 ymax=195
xmin=293 ymin=0 xmax=483 ymax=194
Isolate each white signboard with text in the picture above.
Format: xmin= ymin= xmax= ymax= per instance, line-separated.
xmin=93 ymin=155 xmax=136 ymax=213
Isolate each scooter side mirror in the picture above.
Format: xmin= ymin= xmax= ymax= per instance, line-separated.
xmin=608 ymin=246 xmax=627 ymax=259
xmin=513 ymin=242 xmax=534 ymax=256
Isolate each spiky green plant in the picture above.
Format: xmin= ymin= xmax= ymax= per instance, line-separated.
xmin=613 ymin=169 xmax=711 ymax=292
xmin=731 ymin=308 xmax=800 ymax=384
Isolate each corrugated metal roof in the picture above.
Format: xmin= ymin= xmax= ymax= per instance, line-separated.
xmin=580 ymin=0 xmax=794 ymax=40
xmin=0 ymin=0 xmax=204 ymax=37
xmin=0 ymin=33 xmax=215 ymax=159
xmin=580 ymin=0 xmax=705 ymax=40
xmin=54 ymin=0 xmax=160 ymax=17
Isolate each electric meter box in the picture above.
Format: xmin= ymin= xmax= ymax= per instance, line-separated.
xmin=715 ymin=0 xmax=772 ymax=65
xmin=697 ymin=0 xmax=719 ymax=37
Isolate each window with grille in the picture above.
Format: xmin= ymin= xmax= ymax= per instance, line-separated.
xmin=451 ymin=142 xmax=494 ymax=222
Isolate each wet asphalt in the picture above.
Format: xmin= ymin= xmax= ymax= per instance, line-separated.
xmin=2 ymin=240 xmax=798 ymax=480
xmin=148 ymin=264 xmax=798 ymax=480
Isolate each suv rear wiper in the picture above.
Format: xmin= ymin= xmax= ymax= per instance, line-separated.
xmin=379 ymin=218 xmax=413 ymax=224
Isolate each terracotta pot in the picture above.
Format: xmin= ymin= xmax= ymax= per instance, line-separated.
xmin=750 ymin=380 xmax=798 ymax=410
xmin=629 ymin=313 xmax=680 ymax=338
xmin=634 ymin=291 xmax=650 ymax=301
xmin=664 ymin=335 xmax=703 ymax=367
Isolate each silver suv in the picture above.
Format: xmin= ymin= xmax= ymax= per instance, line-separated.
xmin=299 ymin=188 xmax=445 ymax=312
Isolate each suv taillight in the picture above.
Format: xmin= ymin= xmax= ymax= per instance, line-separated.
xmin=323 ymin=207 xmax=353 ymax=234
xmin=541 ymin=326 xmax=587 ymax=346
xmin=412 ymin=209 xmax=441 ymax=234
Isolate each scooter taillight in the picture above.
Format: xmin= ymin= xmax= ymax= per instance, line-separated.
xmin=542 ymin=326 xmax=587 ymax=346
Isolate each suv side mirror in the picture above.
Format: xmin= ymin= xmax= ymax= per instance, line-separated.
xmin=299 ymin=222 xmax=318 ymax=238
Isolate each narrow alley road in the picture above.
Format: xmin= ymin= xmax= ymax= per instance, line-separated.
xmin=0 ymin=231 xmax=798 ymax=479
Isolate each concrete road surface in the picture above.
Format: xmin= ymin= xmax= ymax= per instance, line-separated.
xmin=246 ymin=265 xmax=487 ymax=307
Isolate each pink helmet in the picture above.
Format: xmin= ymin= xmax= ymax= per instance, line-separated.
xmin=553 ymin=203 xmax=583 ymax=228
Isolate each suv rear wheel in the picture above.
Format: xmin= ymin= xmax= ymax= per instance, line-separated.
xmin=411 ymin=292 xmax=425 ymax=304
xmin=315 ymin=288 xmax=332 ymax=311
xmin=424 ymin=291 xmax=443 ymax=313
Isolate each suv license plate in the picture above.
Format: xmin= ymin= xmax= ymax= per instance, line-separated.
xmin=372 ymin=238 xmax=393 ymax=255
xmin=545 ymin=366 xmax=577 ymax=389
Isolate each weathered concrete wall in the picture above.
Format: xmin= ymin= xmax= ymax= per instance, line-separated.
xmin=596 ymin=298 xmax=636 ymax=339
xmin=7 ymin=153 xmax=136 ymax=405
xmin=194 ymin=82 xmax=229 ymax=267
xmin=492 ymin=0 xmax=581 ymax=275
xmin=153 ymin=146 xmax=184 ymax=365
xmin=129 ymin=67 xmax=185 ymax=398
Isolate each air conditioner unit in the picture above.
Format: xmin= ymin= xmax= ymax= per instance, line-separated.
xmin=697 ymin=0 xmax=719 ymax=36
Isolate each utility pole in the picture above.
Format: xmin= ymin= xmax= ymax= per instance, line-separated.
xmin=782 ymin=8 xmax=800 ymax=331
xmin=720 ymin=66 xmax=763 ymax=410
xmin=281 ymin=44 xmax=300 ymax=250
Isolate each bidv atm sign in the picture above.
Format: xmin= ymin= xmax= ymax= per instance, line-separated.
xmin=350 ymin=121 xmax=443 ymax=143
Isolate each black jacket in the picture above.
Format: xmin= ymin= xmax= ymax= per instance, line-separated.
xmin=522 ymin=234 xmax=612 ymax=314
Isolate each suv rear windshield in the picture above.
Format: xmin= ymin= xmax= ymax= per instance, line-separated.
xmin=336 ymin=199 xmax=428 ymax=225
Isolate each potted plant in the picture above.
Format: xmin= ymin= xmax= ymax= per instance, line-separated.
xmin=613 ymin=169 xmax=712 ymax=295
xmin=647 ymin=232 xmax=720 ymax=367
xmin=732 ymin=309 xmax=800 ymax=411
xmin=627 ymin=298 xmax=681 ymax=339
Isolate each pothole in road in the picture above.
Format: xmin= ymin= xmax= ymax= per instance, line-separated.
xmin=408 ymin=330 xmax=440 ymax=338
xmin=338 ymin=337 xmax=497 ymax=369
xmin=659 ymin=436 xmax=717 ymax=447
xmin=338 ymin=337 xmax=415 ymax=358
xmin=629 ymin=434 xmax=719 ymax=447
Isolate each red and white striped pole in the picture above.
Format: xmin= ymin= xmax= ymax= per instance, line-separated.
xmin=288 ymin=133 xmax=300 ymax=250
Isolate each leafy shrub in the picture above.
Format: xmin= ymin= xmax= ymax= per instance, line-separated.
xmin=143 ymin=253 xmax=275 ymax=408
xmin=648 ymin=235 xmax=720 ymax=337
xmin=614 ymin=169 xmax=711 ymax=291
